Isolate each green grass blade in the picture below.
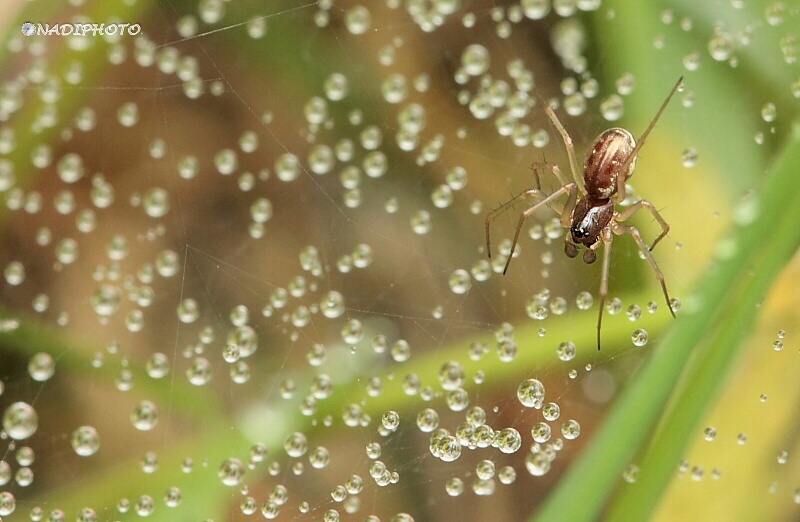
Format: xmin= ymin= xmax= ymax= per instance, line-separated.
xmin=534 ymin=120 xmax=800 ymax=522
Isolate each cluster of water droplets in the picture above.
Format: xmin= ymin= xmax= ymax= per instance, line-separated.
xmin=658 ymin=2 xmax=799 ymax=150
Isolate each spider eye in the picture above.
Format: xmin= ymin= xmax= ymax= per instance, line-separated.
xmin=571 ymin=227 xmax=585 ymax=239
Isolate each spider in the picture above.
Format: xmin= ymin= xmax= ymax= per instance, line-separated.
xmin=485 ymin=77 xmax=684 ymax=350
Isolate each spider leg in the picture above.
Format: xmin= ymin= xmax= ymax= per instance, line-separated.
xmin=614 ymin=76 xmax=684 ymax=199
xmin=559 ymin=174 xmax=579 ymax=228
xmin=531 ymin=88 xmax=585 ymax=193
xmin=616 ymin=199 xmax=670 ymax=251
xmin=530 ymin=162 xmax=545 ymax=192
xmin=531 ymin=160 xmax=570 ymax=188
xmin=503 ymin=183 xmax=577 ymax=275
xmin=597 ymin=228 xmax=613 ymax=350
xmin=529 ymin=162 xmax=575 ymax=222
xmin=612 ymin=222 xmax=676 ymax=319
xmin=486 ymin=189 xmax=542 ymax=259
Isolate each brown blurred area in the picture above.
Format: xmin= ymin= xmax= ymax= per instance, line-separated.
xmin=0 ymin=1 xmax=686 ymax=520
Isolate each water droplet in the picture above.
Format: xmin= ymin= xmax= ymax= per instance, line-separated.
xmin=461 ymin=44 xmax=490 ymax=76
xmin=475 ymin=460 xmax=496 ymax=480
xmin=521 ymin=0 xmax=551 ymax=19
xmin=142 ymin=187 xmax=169 ymax=218
xmin=682 ymin=52 xmax=701 ymax=71
xmin=57 ymin=153 xmax=85 ymax=183
xmin=680 ymin=147 xmax=699 ymax=167
xmin=761 ymin=102 xmax=777 ymax=122
xmin=765 ymin=2 xmax=787 ymax=26
xmin=324 ymin=72 xmax=349 ymax=101
xmin=606 ymin=297 xmax=622 ymax=315
xmin=517 ymin=378 xmax=545 ymax=408
xmin=631 ymin=329 xmax=649 ymax=347
xmin=89 ymin=284 xmax=120 ymax=317
xmin=600 ymin=94 xmax=624 ymax=121
xmin=165 ymin=487 xmax=182 ymax=508
xmin=382 ymin=411 xmax=400 ymax=430
xmin=781 ymin=36 xmax=798 ymax=65
xmin=71 ymin=426 xmax=100 ymax=457
xmin=308 ymin=144 xmax=336 ymax=175
xmin=410 ymin=209 xmax=432 ymax=234
xmin=2 ymin=402 xmax=38 ymax=440
xmin=435 ymin=434 xmax=462 ymax=462
xmin=131 ymin=400 xmax=158 ymax=431
xmin=431 ymin=184 xmax=454 ymax=208
xmin=246 ymin=16 xmax=267 ymax=40
xmin=362 ymin=150 xmax=388 ymax=179
xmin=561 ymin=419 xmax=581 ymax=440
xmin=576 ymin=291 xmax=593 ymax=310
xmin=227 ymin=325 xmax=258 ymax=358
xmin=525 ymin=450 xmax=551 ymax=476
xmin=186 ymin=357 xmax=212 ymax=385
xmin=556 ymin=92 xmax=581 ymax=117
xmin=623 ymin=464 xmax=639 ymax=483
xmin=626 ymin=304 xmax=642 ymax=321
xmin=416 ymin=408 xmax=440 ymax=433
xmin=345 ymin=5 xmax=372 ymax=35
xmin=3 ymin=261 xmax=25 ymax=286
xmin=791 ymin=78 xmax=800 ymax=98
xmin=284 ymin=432 xmax=308 ymax=458
xmin=777 ymin=450 xmax=789 ymax=464
xmin=446 ymin=388 xmax=470 ymax=411
xmin=27 ymin=352 xmax=55 ymax=382
xmin=145 ymin=353 xmax=169 ymax=379
xmin=341 ymin=319 xmax=364 ymax=344
xmin=262 ymin=501 xmax=280 ymax=519
xmin=177 ymin=155 xmax=199 ymax=179
xmin=382 ymin=73 xmax=408 ymax=104
xmin=543 ymin=402 xmax=561 ymax=421
xmin=218 ymin=458 xmax=245 ymax=486
xmin=304 ymin=96 xmax=328 ymax=125
xmin=732 ymin=191 xmax=760 ymax=226
xmin=496 ymin=339 xmax=518 ymax=362
xmin=275 ymin=153 xmax=300 ymax=182
xmin=445 ymin=477 xmax=465 ymax=496
xmin=439 ymin=361 xmax=466 ymax=391
xmin=526 ymin=298 xmax=549 ymax=320
xmin=391 ymin=339 xmax=411 ymax=362
xmin=494 ymin=427 xmax=522 ymax=453
xmin=309 ymin=446 xmax=331 ymax=469
xmin=708 ymin=33 xmax=734 ymax=61
xmin=117 ymin=102 xmax=139 ymax=127
xmin=320 ymin=291 xmax=345 ymax=318
xmin=557 ymin=341 xmax=576 ymax=361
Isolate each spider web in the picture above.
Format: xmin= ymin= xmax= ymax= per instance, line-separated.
xmin=4 ymin=0 xmax=793 ymax=521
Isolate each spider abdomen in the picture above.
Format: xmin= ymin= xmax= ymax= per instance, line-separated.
xmin=584 ymin=128 xmax=637 ymax=200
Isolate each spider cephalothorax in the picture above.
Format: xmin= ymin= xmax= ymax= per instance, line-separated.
xmin=567 ymin=197 xmax=614 ymax=254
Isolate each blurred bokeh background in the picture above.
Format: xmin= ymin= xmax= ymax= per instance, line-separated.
xmin=0 ymin=0 xmax=799 ymax=520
